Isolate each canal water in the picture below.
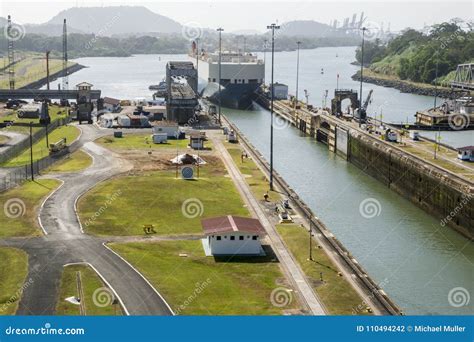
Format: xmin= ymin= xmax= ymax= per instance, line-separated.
xmin=47 ymin=47 xmax=473 ymax=315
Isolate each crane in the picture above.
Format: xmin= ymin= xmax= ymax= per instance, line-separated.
xmin=362 ymin=89 xmax=373 ymax=112
xmin=7 ymin=15 xmax=15 ymax=90
xmin=62 ymin=19 xmax=68 ymax=92
xmin=355 ymin=89 xmax=373 ymax=122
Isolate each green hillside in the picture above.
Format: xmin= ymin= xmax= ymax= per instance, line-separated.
xmin=356 ymin=20 xmax=474 ymax=86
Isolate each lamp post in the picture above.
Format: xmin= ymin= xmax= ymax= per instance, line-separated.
xmin=434 ymin=51 xmax=439 ymax=109
xmin=217 ymin=27 xmax=224 ymax=126
xmin=308 ymin=211 xmax=313 ymax=261
xmin=29 ymin=121 xmax=34 ymax=181
xmin=359 ymin=27 xmax=367 ymax=127
xmin=263 ymin=39 xmax=268 ymax=85
xmin=296 ymin=41 xmax=301 ymax=107
xmin=267 ymin=23 xmax=280 ymax=191
xmin=195 ymin=38 xmax=199 ymax=81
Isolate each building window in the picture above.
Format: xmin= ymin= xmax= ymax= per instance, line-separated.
xmin=247 ymin=236 xmax=250 ymax=239
xmin=230 ymin=236 xmax=235 ymax=241
xmin=216 ymin=236 xmax=221 ymax=241
xmin=252 ymin=236 xmax=258 ymax=240
xmin=239 ymin=236 xmax=244 ymax=241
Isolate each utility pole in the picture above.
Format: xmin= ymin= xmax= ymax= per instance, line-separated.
xmin=62 ymin=19 xmax=69 ymax=93
xmin=267 ymin=23 xmax=280 ymax=191
xmin=359 ymin=27 xmax=367 ymax=127
xmin=296 ymin=41 xmax=301 ymax=107
xmin=434 ymin=51 xmax=439 ymax=109
xmin=263 ymin=39 xmax=268 ymax=85
xmin=46 ymin=51 xmax=51 ymax=90
xmin=308 ymin=212 xmax=313 ymax=261
xmin=29 ymin=122 xmax=34 ymax=181
xmin=45 ymin=123 xmax=49 ymax=148
xmin=217 ymin=27 xmax=224 ymax=126
xmin=7 ymin=15 xmax=15 ymax=90
xmin=195 ymin=38 xmax=199 ymax=81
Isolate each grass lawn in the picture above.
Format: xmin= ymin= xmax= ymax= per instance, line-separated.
xmin=44 ymin=149 xmax=92 ymax=173
xmin=56 ymin=264 xmax=122 ymax=316
xmin=78 ymin=161 xmax=249 ymax=236
xmin=111 ymin=240 xmax=299 ymax=315
xmin=0 ymin=179 xmax=61 ymax=238
xmin=400 ymin=143 xmax=473 ymax=178
xmin=97 ymin=134 xmax=191 ymax=150
xmin=0 ymin=248 xmax=29 ymax=315
xmin=277 ymin=225 xmax=371 ymax=315
xmin=0 ymin=105 xmax=70 ymax=130
xmin=225 ymin=142 xmax=279 ymax=202
xmin=1 ymin=125 xmax=80 ymax=167
xmin=0 ymin=135 xmax=9 ymax=145
xmin=0 ymin=54 xmax=75 ymax=89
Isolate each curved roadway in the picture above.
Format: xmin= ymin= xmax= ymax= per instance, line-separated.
xmin=0 ymin=125 xmax=173 ymax=315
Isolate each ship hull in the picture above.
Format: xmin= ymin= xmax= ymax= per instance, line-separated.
xmin=201 ymin=82 xmax=260 ymax=109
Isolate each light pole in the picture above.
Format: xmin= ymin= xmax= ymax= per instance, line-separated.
xmin=195 ymin=38 xmax=199 ymax=81
xmin=267 ymin=23 xmax=280 ymax=191
xmin=29 ymin=121 xmax=34 ymax=181
xmin=434 ymin=51 xmax=439 ymax=109
xmin=296 ymin=41 xmax=301 ymax=107
xmin=307 ymin=211 xmax=313 ymax=261
xmin=359 ymin=27 xmax=367 ymax=127
xmin=217 ymin=27 xmax=224 ymax=126
xmin=263 ymin=39 xmax=268 ymax=85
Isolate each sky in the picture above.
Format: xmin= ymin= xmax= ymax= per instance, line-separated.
xmin=0 ymin=0 xmax=472 ymax=32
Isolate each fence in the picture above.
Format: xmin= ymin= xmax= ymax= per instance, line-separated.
xmin=0 ymin=117 xmax=71 ymax=164
xmin=0 ymin=117 xmax=77 ymax=193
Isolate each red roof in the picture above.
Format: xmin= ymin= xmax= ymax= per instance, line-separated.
xmin=201 ymin=216 xmax=266 ymax=236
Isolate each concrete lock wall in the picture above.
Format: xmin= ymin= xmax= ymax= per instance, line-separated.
xmin=335 ymin=127 xmax=349 ymax=159
xmin=348 ymin=131 xmax=473 ymax=239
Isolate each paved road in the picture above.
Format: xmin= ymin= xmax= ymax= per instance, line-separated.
xmin=0 ymin=131 xmax=28 ymax=179
xmin=212 ymin=132 xmax=326 ymax=315
xmin=0 ymin=131 xmax=27 ymax=153
xmin=0 ymin=125 xmax=173 ymax=316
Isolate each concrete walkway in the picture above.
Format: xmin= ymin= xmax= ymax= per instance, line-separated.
xmin=212 ymin=134 xmax=326 ymax=315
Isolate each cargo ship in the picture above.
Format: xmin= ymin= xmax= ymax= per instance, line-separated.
xmin=191 ymin=42 xmax=265 ymax=109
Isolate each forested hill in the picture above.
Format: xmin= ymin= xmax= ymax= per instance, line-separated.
xmin=0 ymin=32 xmax=357 ymax=59
xmin=355 ymin=20 xmax=474 ymax=84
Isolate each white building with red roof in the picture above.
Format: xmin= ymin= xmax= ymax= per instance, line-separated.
xmin=201 ymin=215 xmax=266 ymax=256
